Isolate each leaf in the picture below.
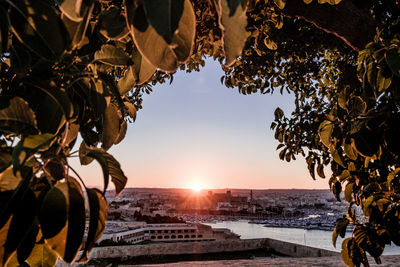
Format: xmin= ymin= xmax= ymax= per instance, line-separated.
xmin=39 ymin=182 xmax=68 ymax=240
xmin=0 ymin=96 xmax=37 ymax=135
xmin=125 ymin=102 xmax=137 ymax=121
xmin=344 ymin=182 xmax=353 ymax=203
xmin=59 ymin=0 xmax=89 ymax=22
xmin=317 ymin=164 xmax=325 ymax=178
xmin=94 ymin=44 xmax=130 ymax=66
xmin=61 ymin=3 xmax=93 ymax=49
xmin=376 ymin=66 xmax=392 ymax=92
xmin=348 ymin=96 xmax=366 ymax=116
xmin=9 ymin=0 xmax=65 ymax=60
xmin=341 ymin=237 xmax=356 ymax=267
xmin=217 ymin=0 xmax=248 ymax=67
xmin=85 ymin=148 xmax=127 ymax=196
xmin=114 ymin=120 xmax=127 ymax=145
xmin=78 ymin=141 xmax=94 ymax=166
xmin=264 ymin=37 xmax=278 ymax=50
xmin=0 ymin=216 xmax=13 ymax=266
xmin=330 ymin=145 xmax=346 ymax=168
xmin=318 ymin=120 xmax=333 ymax=147
xmin=128 ymin=0 xmax=195 ymax=72
xmin=25 ymin=243 xmax=58 ymax=267
xmin=117 ymin=49 xmax=156 ymax=95
xmin=12 ymin=134 xmax=56 ymax=171
xmin=339 ymin=170 xmax=351 ymax=182
xmin=0 ymin=151 xmax=12 ymax=173
xmin=387 ymin=168 xmax=400 ymax=188
xmin=353 ymin=128 xmax=380 ymax=157
xmin=332 ymin=180 xmax=342 ymax=201
xmin=0 ymin=167 xmax=22 ymax=192
xmin=99 ymin=7 xmax=129 ymax=40
xmin=3 ymin=188 xmax=37 ymax=265
xmin=23 ymin=81 xmax=72 ymax=134
xmin=102 ymin=103 xmax=121 ymax=150
xmin=143 ymin=0 xmax=185 ymax=44
xmin=78 ymin=188 xmax=107 ymax=262
xmin=386 ymin=47 xmax=400 ymax=77
xmin=0 ymin=7 xmax=10 ymax=55
xmin=273 ymin=0 xmax=286 ymax=9
xmin=40 ymin=178 xmax=85 ymax=263
xmin=344 ymin=139 xmax=357 ymax=161
xmin=332 ymin=218 xmax=349 ymax=248
xmin=274 ymin=107 xmax=284 ymax=120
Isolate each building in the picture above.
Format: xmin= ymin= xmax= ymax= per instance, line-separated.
xmin=97 ymin=221 xmax=239 ymax=245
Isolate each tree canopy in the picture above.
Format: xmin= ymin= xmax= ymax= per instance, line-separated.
xmin=0 ymin=0 xmax=399 ymax=266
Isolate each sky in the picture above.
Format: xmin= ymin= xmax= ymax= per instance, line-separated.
xmin=70 ymin=59 xmax=329 ymax=190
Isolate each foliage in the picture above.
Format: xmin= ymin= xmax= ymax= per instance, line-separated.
xmin=0 ymin=0 xmax=399 ymax=266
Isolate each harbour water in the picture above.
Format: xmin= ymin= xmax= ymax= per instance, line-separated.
xmin=205 ymin=220 xmax=400 ymax=255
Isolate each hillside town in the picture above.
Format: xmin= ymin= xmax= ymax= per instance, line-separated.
xmin=98 ymin=188 xmax=348 ymax=246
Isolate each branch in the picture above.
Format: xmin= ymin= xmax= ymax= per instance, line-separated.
xmin=282 ymin=0 xmax=376 ymax=51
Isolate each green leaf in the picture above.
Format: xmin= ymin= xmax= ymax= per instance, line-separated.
xmin=318 ymin=120 xmax=333 ymax=147
xmin=85 ymin=148 xmax=127 ymax=196
xmin=9 ymin=0 xmax=66 ymax=60
xmin=78 ymin=188 xmax=108 ymax=262
xmin=99 ymin=7 xmax=129 ymax=40
xmin=143 ymin=0 xmax=185 ymax=44
xmin=332 ymin=218 xmax=349 ymax=248
xmin=102 ymin=103 xmax=121 ymax=150
xmin=0 ymin=96 xmax=37 ymax=135
xmin=128 ymin=0 xmax=196 ymax=72
xmin=218 ymin=0 xmax=248 ymax=67
xmin=94 ymin=44 xmax=130 ymax=66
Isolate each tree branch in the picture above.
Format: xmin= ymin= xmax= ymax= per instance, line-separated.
xmin=282 ymin=0 xmax=376 ymax=51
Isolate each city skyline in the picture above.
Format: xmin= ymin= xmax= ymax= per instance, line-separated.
xmin=70 ymin=59 xmax=328 ymax=190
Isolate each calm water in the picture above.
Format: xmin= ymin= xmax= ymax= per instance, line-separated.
xmin=205 ymin=220 xmax=400 ymax=255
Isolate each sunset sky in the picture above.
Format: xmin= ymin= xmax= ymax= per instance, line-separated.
xmin=70 ymin=59 xmax=328 ymax=190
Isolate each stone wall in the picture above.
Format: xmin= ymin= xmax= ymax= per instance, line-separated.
xmin=88 ymin=238 xmax=338 ymax=260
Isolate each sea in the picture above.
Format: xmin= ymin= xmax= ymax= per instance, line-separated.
xmin=205 ymin=220 xmax=400 ymax=255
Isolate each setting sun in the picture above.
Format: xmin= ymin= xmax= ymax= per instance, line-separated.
xmin=191 ymin=183 xmax=204 ymax=192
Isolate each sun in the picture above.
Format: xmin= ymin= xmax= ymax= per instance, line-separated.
xmin=190 ymin=183 xmax=204 ymax=193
